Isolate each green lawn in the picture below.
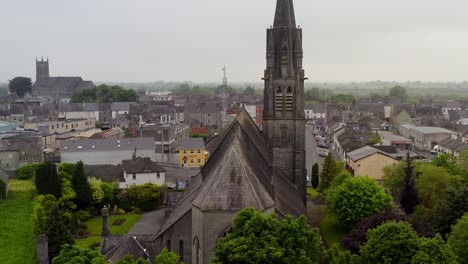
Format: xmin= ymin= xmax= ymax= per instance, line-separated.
xmin=307 ymin=187 xmax=319 ymax=199
xmin=319 ymin=210 xmax=348 ymax=246
xmin=75 ymin=214 xmax=141 ymax=248
xmin=0 ymin=180 xmax=36 ymax=264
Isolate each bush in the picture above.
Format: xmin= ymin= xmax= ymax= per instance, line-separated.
xmin=127 ymin=183 xmax=162 ymax=211
xmin=116 ymin=208 xmax=126 ymax=215
xmin=16 ymin=163 xmax=40 ymax=180
xmin=447 ymin=214 xmax=468 ymax=264
xmin=327 ymin=176 xmax=392 ymax=230
xmin=75 ymin=210 xmax=92 ymax=222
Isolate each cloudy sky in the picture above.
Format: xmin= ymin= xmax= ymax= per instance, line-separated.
xmin=1 ymin=0 xmax=467 ymax=83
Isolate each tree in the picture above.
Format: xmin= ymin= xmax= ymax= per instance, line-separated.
xmin=127 ymin=183 xmax=162 ymax=211
xmin=72 ymin=161 xmax=93 ymax=209
xmin=212 ymin=208 xmax=322 ymax=264
xmin=8 ymin=77 xmax=32 ymax=98
xmin=415 ymin=164 xmax=461 ymax=208
xmin=71 ymin=84 xmax=138 ymax=103
xmin=427 ymin=185 xmax=468 ymax=236
xmin=447 ymin=214 xmax=468 ymax=264
xmin=243 ymin=86 xmax=255 ymax=96
xmin=400 ymin=153 xmax=420 ymax=214
xmin=101 ymin=181 xmax=116 ymax=206
xmin=411 ymin=234 xmax=458 ymax=264
xmin=458 ymin=149 xmax=468 ymax=173
xmin=367 ymin=132 xmax=382 ymax=145
xmin=327 ymin=176 xmax=392 ymax=230
xmin=46 ymin=204 xmax=74 ymax=259
xmin=116 ymin=255 xmax=150 ymax=264
xmin=319 ymin=153 xmax=337 ymax=191
xmin=88 ymin=177 xmax=105 ymax=204
xmin=389 ymin=85 xmax=408 ymax=102
xmin=16 ymin=163 xmax=40 ymax=180
xmin=305 ymin=88 xmax=321 ymax=102
xmin=52 ymin=244 xmax=107 ymax=264
xmin=35 ymin=162 xmax=62 ymax=199
xmin=155 ymin=248 xmax=182 ymax=264
xmin=432 ymin=154 xmax=463 ymax=176
xmin=57 ymin=171 xmax=76 ymax=211
xmin=311 ymin=163 xmax=319 ymax=188
xmin=383 ymin=161 xmax=406 ymax=200
xmin=328 ymin=171 xmax=352 ymax=190
xmin=341 ymin=206 xmax=407 ymax=253
xmin=324 ymin=244 xmax=361 ymax=264
xmin=32 ymin=194 xmax=58 ymax=236
xmin=360 ymin=221 xmax=420 ymax=264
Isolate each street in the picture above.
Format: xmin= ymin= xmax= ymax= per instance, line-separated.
xmin=305 ymin=124 xmax=325 ymax=182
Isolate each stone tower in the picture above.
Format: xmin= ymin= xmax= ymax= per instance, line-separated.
xmin=36 ymin=57 xmax=49 ymax=82
xmin=263 ymin=0 xmax=306 ymax=203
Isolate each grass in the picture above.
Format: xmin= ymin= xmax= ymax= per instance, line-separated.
xmin=307 ymin=187 xmax=319 ymax=199
xmin=75 ymin=214 xmax=141 ymax=248
xmin=319 ymin=209 xmax=348 ymax=246
xmin=0 ymin=180 xmax=36 ymax=264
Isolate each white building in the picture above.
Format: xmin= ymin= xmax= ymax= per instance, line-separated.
xmin=121 ymin=157 xmax=166 ymax=188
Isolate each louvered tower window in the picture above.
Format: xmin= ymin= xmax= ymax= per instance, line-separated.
xmin=275 ymin=86 xmax=283 ymax=110
xmin=285 ymin=86 xmax=293 ymax=111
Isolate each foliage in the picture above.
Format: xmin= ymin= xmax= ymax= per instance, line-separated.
xmin=57 ymin=171 xmax=76 ymax=211
xmin=8 ymin=76 xmax=32 ymax=98
xmin=414 ymin=164 xmax=461 ymax=208
xmin=367 ymin=132 xmax=382 ymax=145
xmin=46 ymin=204 xmax=74 ymax=259
xmin=389 ymin=85 xmax=408 ymax=102
xmin=155 ymin=248 xmax=182 ymax=264
xmin=52 ymin=244 xmax=107 ymax=264
xmin=427 ymin=185 xmax=468 ymax=236
xmin=72 ymin=161 xmax=93 ymax=209
xmin=35 ymin=162 xmax=62 ymax=199
xmin=458 ymin=149 xmax=468 ymax=173
xmin=327 ymin=176 xmax=392 ymax=229
xmin=213 ymin=208 xmax=322 ymax=264
xmin=58 ymin=163 xmax=76 ymax=175
xmin=319 ymin=153 xmax=337 ymax=191
xmin=447 ymin=214 xmax=468 ymax=264
xmin=400 ymin=154 xmax=420 ymax=214
xmin=320 ymin=211 xmax=348 ymax=246
xmin=311 ymin=163 xmax=319 ymax=188
xmin=305 ymin=87 xmax=322 ymax=102
xmin=88 ymin=177 xmax=105 ymax=204
xmin=127 ymin=183 xmax=162 ymax=211
xmin=16 ymin=163 xmax=40 ymax=180
xmin=243 ymin=86 xmax=256 ymax=96
xmin=100 ymin=181 xmax=115 ymax=206
xmin=328 ymin=170 xmax=352 ymax=190
xmin=382 ymin=161 xmax=406 ymax=200
xmin=72 ymin=84 xmax=138 ymax=103
xmin=0 ymin=180 xmax=36 ymax=263
xmin=31 ymin=194 xmax=58 ymax=236
xmin=324 ymin=244 xmax=361 ymax=264
xmin=335 ymin=161 xmax=345 ymax=174
xmin=306 ymin=187 xmax=319 ymax=199
xmin=0 ymin=180 xmax=6 ymax=200
xmin=411 ymin=234 xmax=458 ymax=264
xmin=116 ymin=255 xmax=150 ymax=264
xmin=360 ymin=221 xmax=420 ymax=264
xmin=342 ymin=206 xmax=407 ymax=253
xmin=432 ymin=154 xmax=464 ymax=176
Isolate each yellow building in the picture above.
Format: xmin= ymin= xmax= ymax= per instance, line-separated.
xmin=346 ymin=146 xmax=399 ymax=181
xmin=179 ymin=138 xmax=207 ymax=168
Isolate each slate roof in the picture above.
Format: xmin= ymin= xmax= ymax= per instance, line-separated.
xmin=179 ymin=138 xmax=205 ymax=150
xmin=347 ymin=145 xmax=398 ymax=162
xmin=33 ymin=77 xmax=95 ymax=95
xmin=154 ymin=108 xmax=306 ymax=239
xmin=84 ymin=165 xmax=125 ymax=183
xmin=122 ymin=157 xmax=166 ymax=174
xmin=61 ymin=138 xmax=155 ymax=153
xmin=102 ymin=235 xmax=151 ymax=263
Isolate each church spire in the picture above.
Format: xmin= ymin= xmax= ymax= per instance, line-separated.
xmin=273 ymin=0 xmax=296 ymax=28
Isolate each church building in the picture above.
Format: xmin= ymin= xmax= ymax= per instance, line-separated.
xmin=32 ymin=58 xmax=95 ymax=98
xmin=101 ymin=1 xmax=308 ymax=263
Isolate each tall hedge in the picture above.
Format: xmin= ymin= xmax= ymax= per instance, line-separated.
xmin=72 ymin=161 xmax=93 ymax=209
xmin=35 ymin=162 xmax=62 ymax=199
xmin=311 ymin=163 xmax=319 ymax=188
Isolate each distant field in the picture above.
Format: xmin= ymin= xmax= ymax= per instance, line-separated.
xmin=0 ymin=180 xmax=36 ymax=264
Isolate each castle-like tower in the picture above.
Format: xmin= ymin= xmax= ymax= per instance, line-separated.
xmin=36 ymin=57 xmax=49 ymax=82
xmin=263 ymin=0 xmax=306 ymax=203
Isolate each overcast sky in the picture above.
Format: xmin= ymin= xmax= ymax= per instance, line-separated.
xmin=1 ymin=0 xmax=467 ymax=83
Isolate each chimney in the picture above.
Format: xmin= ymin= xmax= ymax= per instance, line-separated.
xmin=101 ymin=206 xmax=110 ymax=236
xmin=36 ymin=235 xmax=49 ymax=264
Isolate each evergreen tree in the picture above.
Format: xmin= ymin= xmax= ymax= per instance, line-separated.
xmin=311 ymin=163 xmax=319 ymax=188
xmin=72 ymin=161 xmax=93 ymax=209
xmin=46 ymin=204 xmax=74 ymax=260
xmin=319 ymin=153 xmax=337 ymax=191
xmin=400 ymin=153 xmax=420 ymax=214
xmin=35 ymin=162 xmax=62 ymax=199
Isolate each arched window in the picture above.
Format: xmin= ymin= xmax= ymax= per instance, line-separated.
xmin=281 ymin=125 xmax=288 ymax=142
xmin=286 ymin=86 xmax=292 ymax=94
xmin=276 ymin=86 xmax=282 ymax=94
xmin=193 ymin=236 xmax=201 ymax=264
xmin=179 ymin=240 xmax=184 ymax=262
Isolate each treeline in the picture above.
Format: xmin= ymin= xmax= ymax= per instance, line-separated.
xmin=71 ymin=84 xmax=138 ymax=103
xmin=172 ymin=83 xmax=258 ymax=96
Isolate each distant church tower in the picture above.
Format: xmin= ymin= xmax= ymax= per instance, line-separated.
xmin=263 ymin=0 xmax=306 ymax=203
xmin=36 ymin=57 xmax=49 ymax=82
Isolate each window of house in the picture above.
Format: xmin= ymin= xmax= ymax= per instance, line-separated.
xmin=191 ymin=150 xmax=194 ymax=154
xmin=51 ymin=125 xmax=54 ymax=129
xmin=71 ymin=124 xmax=74 ymax=128
xmin=197 ymin=150 xmax=201 ymax=154
xmin=197 ymin=158 xmax=201 ymax=164
xmin=156 ymin=173 xmax=160 ymax=179
xmin=191 ymin=159 xmax=194 ymax=164
xmin=183 ymin=150 xmax=187 ymax=154
xmin=62 ymin=123 xmax=64 ymax=127
xmin=133 ymin=173 xmax=136 ymax=180
xmin=66 ymin=125 xmax=68 ymax=129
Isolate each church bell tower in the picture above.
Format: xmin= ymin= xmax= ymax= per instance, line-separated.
xmin=36 ymin=57 xmax=49 ymax=82
xmin=263 ymin=0 xmax=306 ymax=203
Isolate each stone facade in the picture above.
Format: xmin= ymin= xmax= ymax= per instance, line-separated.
xmin=262 ymin=0 xmax=306 ymax=203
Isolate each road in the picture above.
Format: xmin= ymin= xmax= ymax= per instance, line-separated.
xmin=305 ymin=124 xmax=325 ymax=182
